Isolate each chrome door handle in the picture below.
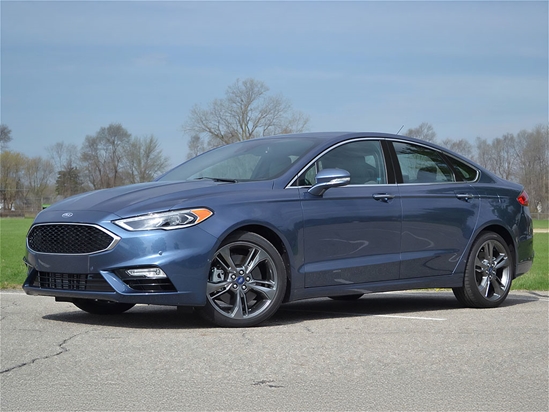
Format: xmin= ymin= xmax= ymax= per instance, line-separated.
xmin=372 ymin=193 xmax=395 ymax=203
xmin=456 ymin=193 xmax=474 ymax=202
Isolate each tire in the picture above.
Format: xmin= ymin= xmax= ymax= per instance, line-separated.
xmin=199 ymin=231 xmax=287 ymax=327
xmin=329 ymin=294 xmax=364 ymax=301
xmin=453 ymin=232 xmax=513 ymax=308
xmin=73 ymin=299 xmax=135 ymax=315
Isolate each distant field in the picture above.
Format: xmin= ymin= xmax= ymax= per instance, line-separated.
xmin=1 ymin=218 xmax=547 ymax=290
xmin=533 ymin=219 xmax=548 ymax=230
xmin=0 ymin=218 xmax=33 ymax=288
xmin=512 ymin=232 xmax=548 ymax=290
xmin=514 ymin=219 xmax=548 ymax=291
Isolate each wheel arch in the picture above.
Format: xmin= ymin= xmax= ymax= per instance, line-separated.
xmin=220 ymin=224 xmax=293 ymax=301
xmin=474 ymin=224 xmax=517 ymax=276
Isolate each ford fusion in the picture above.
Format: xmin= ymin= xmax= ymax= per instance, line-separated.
xmin=24 ymin=132 xmax=534 ymax=327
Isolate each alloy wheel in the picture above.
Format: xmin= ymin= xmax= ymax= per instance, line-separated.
xmin=207 ymin=240 xmax=280 ymax=321
xmin=474 ymin=239 xmax=511 ymax=301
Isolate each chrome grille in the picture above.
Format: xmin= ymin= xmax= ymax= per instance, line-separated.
xmin=27 ymin=224 xmax=119 ymax=254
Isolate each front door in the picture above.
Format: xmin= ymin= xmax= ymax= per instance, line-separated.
xmin=298 ymin=139 xmax=402 ymax=288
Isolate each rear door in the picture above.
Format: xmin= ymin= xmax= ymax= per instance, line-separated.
xmin=390 ymin=141 xmax=480 ymax=278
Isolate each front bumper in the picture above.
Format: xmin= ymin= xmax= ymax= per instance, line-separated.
xmin=23 ymin=223 xmax=219 ymax=307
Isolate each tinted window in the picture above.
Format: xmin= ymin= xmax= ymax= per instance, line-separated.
xmin=295 ymin=140 xmax=387 ymax=186
xmin=446 ymin=155 xmax=479 ymax=182
xmin=393 ymin=142 xmax=454 ymax=183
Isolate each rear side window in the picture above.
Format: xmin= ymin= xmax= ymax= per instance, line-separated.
xmin=446 ymin=156 xmax=479 ymax=182
xmin=393 ymin=142 xmax=454 ymax=184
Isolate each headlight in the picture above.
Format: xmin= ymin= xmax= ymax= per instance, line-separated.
xmin=113 ymin=208 xmax=213 ymax=231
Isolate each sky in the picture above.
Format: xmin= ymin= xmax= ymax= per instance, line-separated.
xmin=2 ymin=0 xmax=548 ymax=167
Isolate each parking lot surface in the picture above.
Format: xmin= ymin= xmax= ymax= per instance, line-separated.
xmin=1 ymin=290 xmax=548 ymax=411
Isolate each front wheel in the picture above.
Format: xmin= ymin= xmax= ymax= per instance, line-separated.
xmin=73 ymin=299 xmax=135 ymax=315
xmin=199 ymin=231 xmax=287 ymax=327
xmin=453 ymin=232 xmax=513 ymax=308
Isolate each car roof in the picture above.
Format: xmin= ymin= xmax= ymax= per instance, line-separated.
xmin=257 ymin=131 xmax=451 ymax=152
xmin=259 ymin=131 xmax=494 ymax=178
xmin=259 ymin=131 xmax=400 ymax=140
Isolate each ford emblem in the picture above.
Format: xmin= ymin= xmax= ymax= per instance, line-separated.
xmin=61 ymin=212 xmax=74 ymax=218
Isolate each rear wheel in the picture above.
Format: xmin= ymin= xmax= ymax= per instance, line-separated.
xmin=73 ymin=299 xmax=135 ymax=315
xmin=453 ymin=232 xmax=513 ymax=308
xmin=199 ymin=231 xmax=287 ymax=327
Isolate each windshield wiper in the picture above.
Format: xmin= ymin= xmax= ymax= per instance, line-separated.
xmin=193 ymin=177 xmax=238 ymax=183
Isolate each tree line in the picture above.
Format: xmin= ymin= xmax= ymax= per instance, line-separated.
xmin=0 ymin=124 xmax=169 ymax=213
xmin=0 ymin=78 xmax=546 ymax=216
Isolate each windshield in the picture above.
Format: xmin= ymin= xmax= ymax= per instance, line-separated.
xmin=158 ymin=137 xmax=317 ymax=182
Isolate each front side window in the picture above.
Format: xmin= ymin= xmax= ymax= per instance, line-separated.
xmin=295 ymin=140 xmax=387 ymax=186
xmin=393 ymin=142 xmax=454 ymax=184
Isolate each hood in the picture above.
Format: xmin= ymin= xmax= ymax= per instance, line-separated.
xmin=36 ymin=180 xmax=271 ymax=223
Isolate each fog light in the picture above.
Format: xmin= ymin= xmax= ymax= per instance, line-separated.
xmin=125 ymin=268 xmax=167 ymax=279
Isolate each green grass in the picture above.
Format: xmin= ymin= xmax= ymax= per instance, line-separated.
xmin=0 ymin=218 xmax=33 ymax=289
xmin=1 ymin=218 xmax=548 ymax=290
xmin=533 ymin=219 xmax=548 ymax=230
xmin=512 ymin=232 xmax=549 ymax=291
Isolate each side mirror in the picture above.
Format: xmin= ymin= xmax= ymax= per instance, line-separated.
xmin=308 ymin=168 xmax=351 ymax=196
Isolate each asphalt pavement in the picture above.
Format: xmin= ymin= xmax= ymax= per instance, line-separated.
xmin=1 ymin=290 xmax=548 ymax=411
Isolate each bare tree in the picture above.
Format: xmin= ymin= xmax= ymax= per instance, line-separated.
xmin=183 ymin=78 xmax=309 ymax=156
xmin=441 ymin=138 xmax=474 ymax=159
xmin=21 ymin=156 xmax=55 ymax=210
xmin=514 ymin=124 xmax=548 ymax=212
xmin=0 ymin=124 xmax=12 ymax=152
xmin=406 ymin=122 xmax=437 ymax=143
xmin=473 ymin=125 xmax=548 ymax=213
xmin=474 ymin=135 xmax=514 ymax=179
xmin=80 ymin=123 xmax=132 ymax=189
xmin=187 ymin=134 xmax=207 ymax=160
xmin=80 ymin=135 xmax=103 ymax=189
xmin=0 ymin=151 xmax=25 ymax=210
xmin=490 ymin=133 xmax=517 ymax=181
xmin=124 ymin=134 xmax=170 ymax=183
xmin=47 ymin=141 xmax=80 ymax=172
xmin=473 ymin=137 xmax=493 ymax=171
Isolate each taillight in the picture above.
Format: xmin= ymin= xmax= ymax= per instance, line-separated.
xmin=517 ymin=190 xmax=529 ymax=206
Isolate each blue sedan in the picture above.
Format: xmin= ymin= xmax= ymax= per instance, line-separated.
xmin=24 ymin=132 xmax=534 ymax=327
